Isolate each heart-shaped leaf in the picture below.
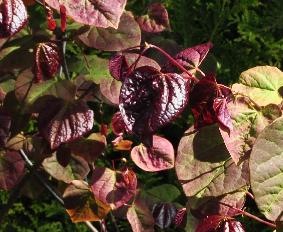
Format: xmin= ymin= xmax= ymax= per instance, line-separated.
xmin=0 ymin=0 xmax=28 ymax=38
xmin=136 ymin=3 xmax=170 ymax=33
xmin=33 ymin=42 xmax=61 ymax=81
xmin=127 ymin=200 xmax=155 ymax=232
xmin=63 ymin=180 xmax=111 ymax=222
xmin=232 ymin=66 xmax=283 ymax=106
xmin=37 ymin=98 xmax=94 ymax=149
xmin=0 ymin=150 xmax=25 ymax=190
xmin=111 ymin=111 xmax=126 ymax=136
xmin=45 ymin=0 xmax=126 ymax=28
xmin=79 ymin=11 xmax=141 ymax=51
xmin=109 ymin=54 xmax=129 ymax=81
xmin=250 ymin=116 xmax=283 ymax=221
xmin=176 ymin=124 xmax=249 ymax=216
xmin=100 ymin=77 xmax=122 ymax=106
xmin=42 ymin=153 xmax=90 ymax=183
xmin=152 ymin=203 xmax=177 ymax=229
xmin=119 ymin=66 xmax=190 ymax=146
xmin=131 ymin=135 xmax=175 ymax=172
xmin=91 ymin=167 xmax=137 ymax=209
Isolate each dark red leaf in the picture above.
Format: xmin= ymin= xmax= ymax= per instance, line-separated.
xmin=109 ymin=54 xmax=129 ymax=81
xmin=174 ymin=208 xmax=187 ymax=227
xmin=46 ymin=7 xmax=57 ymax=31
xmin=136 ymin=3 xmax=170 ymax=33
xmin=196 ymin=215 xmax=245 ymax=232
xmin=0 ymin=107 xmax=11 ymax=148
xmin=91 ymin=167 xmax=137 ymax=209
xmin=60 ymin=5 xmax=67 ymax=32
xmin=111 ymin=111 xmax=126 ymax=136
xmin=37 ymin=97 xmax=94 ymax=150
xmin=33 ymin=42 xmax=61 ymax=81
xmin=162 ymin=42 xmax=212 ymax=73
xmin=213 ymin=97 xmax=232 ymax=133
xmin=0 ymin=0 xmax=28 ymax=38
xmin=119 ymin=66 xmax=189 ymax=146
xmin=152 ymin=203 xmax=177 ymax=229
xmin=0 ymin=150 xmax=25 ymax=190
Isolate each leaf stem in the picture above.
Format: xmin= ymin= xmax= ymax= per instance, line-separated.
xmin=218 ymin=202 xmax=276 ymax=229
xmin=19 ymin=149 xmax=99 ymax=232
xmin=147 ymin=43 xmax=198 ymax=83
xmin=60 ymin=38 xmax=70 ymax=80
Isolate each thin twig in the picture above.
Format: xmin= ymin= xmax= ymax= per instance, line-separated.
xmin=218 ymin=202 xmax=276 ymax=229
xmin=19 ymin=149 xmax=99 ymax=232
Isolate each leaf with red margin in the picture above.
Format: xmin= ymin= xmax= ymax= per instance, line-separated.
xmin=36 ymin=97 xmax=94 ymax=150
xmin=111 ymin=111 xmax=126 ymax=136
xmin=196 ymin=215 xmax=245 ymax=232
xmin=152 ymin=203 xmax=177 ymax=229
xmin=63 ymin=180 xmax=111 ymax=222
xmin=127 ymin=200 xmax=155 ymax=232
xmin=42 ymin=153 xmax=90 ymax=183
xmin=109 ymin=54 xmax=129 ymax=81
xmin=0 ymin=107 xmax=11 ymax=148
xmin=131 ymin=135 xmax=174 ymax=172
xmin=33 ymin=42 xmax=61 ymax=81
xmin=0 ymin=0 xmax=28 ymax=38
xmin=0 ymin=150 xmax=25 ymax=190
xmin=124 ymin=53 xmax=161 ymax=71
xmin=45 ymin=0 xmax=126 ymax=28
xmin=136 ymin=3 xmax=170 ymax=33
xmin=79 ymin=11 xmax=141 ymax=51
xmin=100 ymin=77 xmax=121 ymax=106
xmin=91 ymin=167 xmax=137 ymax=209
xmin=119 ymin=66 xmax=190 ymax=146
xmin=162 ymin=42 xmax=213 ymax=73
xmin=69 ymin=133 xmax=107 ymax=163
xmin=213 ymin=97 xmax=232 ymax=133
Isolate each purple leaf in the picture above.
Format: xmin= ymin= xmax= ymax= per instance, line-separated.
xmin=33 ymin=42 xmax=61 ymax=81
xmin=0 ymin=0 xmax=28 ymax=38
xmin=0 ymin=107 xmax=11 ymax=148
xmin=136 ymin=3 xmax=170 ymax=33
xmin=152 ymin=203 xmax=177 ymax=229
xmin=0 ymin=150 xmax=25 ymax=190
xmin=162 ymin=42 xmax=212 ymax=73
xmin=131 ymin=135 xmax=175 ymax=172
xmin=45 ymin=0 xmax=126 ymax=28
xmin=111 ymin=111 xmax=126 ymax=136
xmin=109 ymin=54 xmax=129 ymax=81
xmin=213 ymin=97 xmax=232 ymax=133
xmin=174 ymin=208 xmax=187 ymax=227
xmin=119 ymin=66 xmax=189 ymax=146
xmin=91 ymin=167 xmax=137 ymax=209
xmin=37 ymin=97 xmax=94 ymax=150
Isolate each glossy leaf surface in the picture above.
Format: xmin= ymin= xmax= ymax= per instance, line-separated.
xmin=79 ymin=11 xmax=141 ymax=51
xmin=0 ymin=0 xmax=28 ymax=38
xmin=131 ymin=135 xmax=175 ymax=172
xmin=45 ymin=0 xmax=126 ymax=28
xmin=152 ymin=203 xmax=177 ymax=229
xmin=119 ymin=66 xmax=189 ymax=146
xmin=91 ymin=167 xmax=137 ymax=209
xmin=0 ymin=150 xmax=25 ymax=190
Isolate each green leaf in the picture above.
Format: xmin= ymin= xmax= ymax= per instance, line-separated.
xmin=232 ymin=66 xmax=283 ymax=106
xmin=250 ymin=116 xmax=283 ymax=221
xmin=145 ymin=184 xmax=181 ymax=202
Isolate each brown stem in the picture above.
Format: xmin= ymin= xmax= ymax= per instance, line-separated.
xmin=147 ymin=43 xmax=198 ymax=83
xmin=218 ymin=202 xmax=276 ymax=229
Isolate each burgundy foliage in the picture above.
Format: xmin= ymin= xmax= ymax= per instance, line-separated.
xmin=0 ymin=108 xmax=11 ymax=148
xmin=0 ymin=0 xmax=28 ymax=38
xmin=111 ymin=111 xmax=126 ymax=136
xmin=33 ymin=42 xmax=61 ymax=81
xmin=152 ymin=203 xmax=177 ymax=229
xmin=119 ymin=66 xmax=189 ymax=146
xmin=109 ymin=54 xmax=129 ymax=81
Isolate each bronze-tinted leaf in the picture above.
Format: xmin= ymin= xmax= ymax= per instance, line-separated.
xmin=100 ymin=77 xmax=121 ymax=106
xmin=45 ymin=0 xmax=126 ymax=28
xmin=0 ymin=0 xmax=28 ymax=38
xmin=91 ymin=167 xmax=137 ymax=209
xmin=0 ymin=150 xmax=25 ymax=190
xmin=33 ymin=42 xmax=61 ymax=81
xmin=79 ymin=11 xmax=141 ymax=51
xmin=136 ymin=3 xmax=170 ymax=33
xmin=37 ymin=98 xmax=94 ymax=149
xmin=131 ymin=135 xmax=174 ymax=172
xmin=63 ymin=180 xmax=111 ymax=222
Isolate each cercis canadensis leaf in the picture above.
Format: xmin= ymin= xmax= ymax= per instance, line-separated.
xmin=119 ymin=66 xmax=190 ymax=146
xmin=45 ymin=0 xmax=126 ymax=28
xmin=0 ymin=150 xmax=25 ymax=190
xmin=136 ymin=3 xmax=170 ymax=33
xmin=196 ymin=215 xmax=245 ymax=232
xmin=91 ymin=167 xmax=137 ymax=209
xmin=111 ymin=111 xmax=126 ymax=136
xmin=37 ymin=97 xmax=94 ymax=150
xmin=152 ymin=203 xmax=177 ymax=229
xmin=130 ymin=135 xmax=175 ymax=172
xmin=109 ymin=54 xmax=129 ymax=81
xmin=0 ymin=0 xmax=28 ymax=38
xmin=33 ymin=42 xmax=61 ymax=81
